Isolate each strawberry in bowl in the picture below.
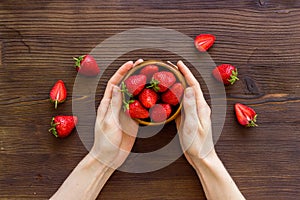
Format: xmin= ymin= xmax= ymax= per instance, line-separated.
xmin=121 ymin=60 xmax=186 ymax=126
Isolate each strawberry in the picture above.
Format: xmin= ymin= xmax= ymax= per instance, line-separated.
xmin=234 ymin=103 xmax=258 ymax=127
xmin=50 ymin=80 xmax=67 ymax=109
xmin=161 ymin=83 xmax=184 ymax=106
xmin=124 ymin=100 xmax=149 ymax=119
xmin=49 ymin=116 xmax=78 ymax=138
xmin=194 ymin=34 xmax=215 ymax=52
xmin=74 ymin=54 xmax=100 ymax=76
xmin=138 ymin=88 xmax=158 ymax=108
xmin=140 ymin=64 xmax=159 ymax=81
xmin=150 ymin=104 xmax=172 ymax=123
xmin=148 ymin=71 xmax=176 ymax=92
xmin=123 ymin=74 xmax=147 ymax=96
xmin=212 ymin=64 xmax=239 ymax=85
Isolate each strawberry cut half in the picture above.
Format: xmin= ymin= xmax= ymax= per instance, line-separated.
xmin=234 ymin=103 xmax=258 ymax=127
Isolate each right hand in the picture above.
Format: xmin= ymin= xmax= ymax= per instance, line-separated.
xmin=175 ymin=61 xmax=215 ymax=167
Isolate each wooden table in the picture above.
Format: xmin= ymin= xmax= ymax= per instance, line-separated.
xmin=0 ymin=0 xmax=299 ymax=199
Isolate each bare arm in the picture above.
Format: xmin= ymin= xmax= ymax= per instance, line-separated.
xmin=50 ymin=154 xmax=114 ymax=200
xmin=51 ymin=59 xmax=143 ymax=200
xmin=176 ymin=61 xmax=245 ymax=200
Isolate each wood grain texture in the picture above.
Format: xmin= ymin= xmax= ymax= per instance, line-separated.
xmin=0 ymin=0 xmax=300 ymax=199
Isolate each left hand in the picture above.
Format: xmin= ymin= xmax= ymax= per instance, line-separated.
xmin=90 ymin=59 xmax=143 ymax=169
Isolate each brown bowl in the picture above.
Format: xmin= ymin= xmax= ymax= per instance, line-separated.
xmin=121 ymin=60 xmax=187 ymax=126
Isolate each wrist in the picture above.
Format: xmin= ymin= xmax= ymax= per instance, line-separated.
xmin=84 ymin=153 xmax=115 ymax=176
xmin=191 ymin=149 xmax=220 ymax=174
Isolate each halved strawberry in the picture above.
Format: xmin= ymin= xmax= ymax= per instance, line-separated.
xmin=234 ymin=103 xmax=257 ymax=127
xmin=194 ymin=34 xmax=215 ymax=52
xmin=49 ymin=80 xmax=67 ymax=109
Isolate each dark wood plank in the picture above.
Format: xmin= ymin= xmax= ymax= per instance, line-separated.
xmin=0 ymin=0 xmax=299 ymax=199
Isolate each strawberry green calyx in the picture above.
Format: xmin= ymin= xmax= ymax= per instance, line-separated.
xmin=228 ymin=69 xmax=239 ymax=85
xmin=147 ymin=78 xmax=160 ymax=92
xmin=49 ymin=117 xmax=59 ymax=137
xmin=247 ymin=114 xmax=258 ymax=127
xmin=122 ymin=99 xmax=134 ymax=112
xmin=121 ymin=82 xmax=132 ymax=97
xmin=73 ymin=55 xmax=86 ymax=68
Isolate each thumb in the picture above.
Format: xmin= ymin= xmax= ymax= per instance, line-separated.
xmin=110 ymin=85 xmax=122 ymax=121
xmin=183 ymin=87 xmax=198 ymax=123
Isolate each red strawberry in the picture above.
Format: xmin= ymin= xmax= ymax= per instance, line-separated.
xmin=124 ymin=100 xmax=149 ymax=119
xmin=149 ymin=71 xmax=176 ymax=92
xmin=212 ymin=64 xmax=239 ymax=85
xmin=123 ymin=74 xmax=147 ymax=96
xmin=194 ymin=34 xmax=215 ymax=52
xmin=139 ymin=88 xmax=158 ymax=108
xmin=49 ymin=116 xmax=78 ymax=138
xmin=150 ymin=104 xmax=172 ymax=122
xmin=161 ymin=83 xmax=184 ymax=106
xmin=234 ymin=103 xmax=257 ymax=127
xmin=74 ymin=54 xmax=100 ymax=76
xmin=140 ymin=64 xmax=159 ymax=81
xmin=50 ymin=80 xmax=67 ymax=109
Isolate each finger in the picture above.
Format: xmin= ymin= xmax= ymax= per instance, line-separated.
xmin=182 ymin=87 xmax=199 ymax=124
xmin=133 ymin=58 xmax=144 ymax=67
xmin=97 ymin=98 xmax=111 ymax=122
xmin=177 ymin=60 xmax=209 ymax=117
xmin=103 ymin=61 xmax=134 ymax=100
xmin=110 ymin=85 xmax=122 ymax=124
xmin=177 ymin=60 xmax=200 ymax=88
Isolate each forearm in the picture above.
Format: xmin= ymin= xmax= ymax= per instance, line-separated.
xmin=51 ymin=153 xmax=115 ymax=200
xmin=193 ymin=150 xmax=245 ymax=200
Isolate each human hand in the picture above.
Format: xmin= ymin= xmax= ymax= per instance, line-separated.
xmin=175 ymin=61 xmax=215 ymax=167
xmin=90 ymin=59 xmax=143 ymax=169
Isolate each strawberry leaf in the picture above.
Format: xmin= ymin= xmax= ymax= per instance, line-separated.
xmin=73 ymin=55 xmax=85 ymax=68
xmin=228 ymin=69 xmax=239 ymax=85
xmin=147 ymin=79 xmax=160 ymax=92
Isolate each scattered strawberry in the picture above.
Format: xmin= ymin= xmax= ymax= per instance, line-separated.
xmin=50 ymin=80 xmax=67 ymax=109
xmin=161 ymin=83 xmax=184 ymax=106
xmin=123 ymin=74 xmax=147 ymax=96
xmin=140 ymin=64 xmax=159 ymax=81
xmin=194 ymin=34 xmax=215 ymax=52
xmin=148 ymin=71 xmax=176 ymax=92
xmin=150 ymin=104 xmax=172 ymax=122
xmin=212 ymin=64 xmax=239 ymax=85
xmin=49 ymin=116 xmax=78 ymax=138
xmin=124 ymin=100 xmax=149 ymax=119
xmin=234 ymin=103 xmax=257 ymax=127
xmin=139 ymin=88 xmax=158 ymax=108
xmin=74 ymin=54 xmax=100 ymax=76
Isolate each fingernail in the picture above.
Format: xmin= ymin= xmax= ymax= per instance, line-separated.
xmin=185 ymin=87 xmax=194 ymax=98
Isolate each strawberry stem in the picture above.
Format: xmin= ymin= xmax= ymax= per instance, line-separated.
xmin=73 ymin=55 xmax=85 ymax=68
xmin=54 ymin=100 xmax=58 ymax=109
xmin=49 ymin=117 xmax=59 ymax=137
xmin=120 ymin=82 xmax=132 ymax=97
xmin=247 ymin=114 xmax=258 ymax=127
xmin=228 ymin=69 xmax=239 ymax=85
xmin=147 ymin=79 xmax=160 ymax=92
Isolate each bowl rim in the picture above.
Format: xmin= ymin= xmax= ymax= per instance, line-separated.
xmin=121 ymin=60 xmax=187 ymax=126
